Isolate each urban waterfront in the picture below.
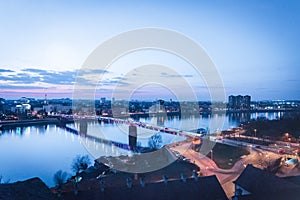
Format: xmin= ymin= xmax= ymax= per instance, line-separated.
xmin=0 ymin=111 xmax=283 ymax=186
xmin=1 ymin=1 xmax=300 ymax=199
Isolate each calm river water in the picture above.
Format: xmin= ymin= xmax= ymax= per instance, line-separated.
xmin=0 ymin=112 xmax=283 ymax=186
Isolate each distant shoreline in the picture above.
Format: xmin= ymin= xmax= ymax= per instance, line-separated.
xmin=0 ymin=118 xmax=60 ymax=130
xmin=0 ymin=109 xmax=296 ymax=130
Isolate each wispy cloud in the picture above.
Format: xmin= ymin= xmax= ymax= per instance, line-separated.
xmin=0 ymin=68 xmax=77 ymax=85
xmin=0 ymin=73 xmax=41 ymax=84
xmin=40 ymin=71 xmax=77 ymax=85
xmin=80 ymin=69 xmax=109 ymax=75
xmin=0 ymin=69 xmax=14 ymax=73
xmin=160 ymin=72 xmax=193 ymax=78
xmin=22 ymin=68 xmax=47 ymax=73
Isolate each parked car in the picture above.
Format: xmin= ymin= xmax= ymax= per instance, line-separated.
xmin=278 ymin=148 xmax=285 ymax=154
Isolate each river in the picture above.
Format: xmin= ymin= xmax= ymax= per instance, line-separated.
xmin=0 ymin=111 xmax=283 ymax=186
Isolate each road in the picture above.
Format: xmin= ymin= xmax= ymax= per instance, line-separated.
xmin=169 ymin=138 xmax=283 ymax=198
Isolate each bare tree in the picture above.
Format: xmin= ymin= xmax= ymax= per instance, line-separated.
xmin=53 ymin=170 xmax=69 ymax=197
xmin=148 ymin=133 xmax=162 ymax=150
xmin=70 ymin=155 xmax=91 ymax=196
xmin=71 ymin=155 xmax=91 ymax=173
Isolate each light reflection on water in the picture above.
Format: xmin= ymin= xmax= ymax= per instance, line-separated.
xmin=0 ymin=112 xmax=283 ymax=187
xmin=0 ymin=122 xmax=184 ymax=187
xmin=0 ymin=125 xmax=87 ymax=187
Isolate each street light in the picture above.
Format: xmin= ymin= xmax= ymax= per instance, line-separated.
xmin=254 ymin=129 xmax=257 ymax=138
xmin=285 ymin=133 xmax=289 ymax=137
xmin=285 ymin=133 xmax=289 ymax=142
xmin=265 ymin=154 xmax=270 ymax=166
xmin=210 ymin=150 xmax=213 ymax=161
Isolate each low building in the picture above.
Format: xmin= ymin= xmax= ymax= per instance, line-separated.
xmin=62 ymin=175 xmax=228 ymax=200
xmin=0 ymin=177 xmax=57 ymax=200
xmin=11 ymin=104 xmax=32 ymax=118
xmin=232 ymin=164 xmax=300 ymax=200
xmin=43 ymin=104 xmax=72 ymax=114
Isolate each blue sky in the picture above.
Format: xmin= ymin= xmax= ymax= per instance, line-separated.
xmin=0 ymin=0 xmax=299 ymax=100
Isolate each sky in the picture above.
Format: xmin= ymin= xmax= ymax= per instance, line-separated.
xmin=0 ymin=0 xmax=300 ymax=101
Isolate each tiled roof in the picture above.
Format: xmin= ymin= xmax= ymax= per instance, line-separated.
xmin=234 ymin=164 xmax=300 ymax=200
xmin=64 ymin=175 xmax=228 ymax=200
xmin=0 ymin=177 xmax=57 ymax=200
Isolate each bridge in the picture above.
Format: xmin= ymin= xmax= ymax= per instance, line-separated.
xmin=60 ymin=116 xmax=203 ymax=153
xmin=0 ymin=115 xmax=204 ymax=153
xmin=63 ymin=125 xmax=146 ymax=152
xmin=98 ymin=116 xmax=203 ymax=138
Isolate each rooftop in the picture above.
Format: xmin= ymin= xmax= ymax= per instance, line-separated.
xmin=0 ymin=177 xmax=57 ymax=200
xmin=233 ymin=164 xmax=300 ymax=200
xmin=62 ymin=175 xmax=228 ymax=200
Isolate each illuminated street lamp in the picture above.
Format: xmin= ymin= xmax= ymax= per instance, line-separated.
xmin=285 ymin=133 xmax=290 ymax=142
xmin=294 ymin=150 xmax=299 ymax=156
xmin=210 ymin=150 xmax=213 ymax=161
xmin=265 ymin=154 xmax=270 ymax=166
xmin=254 ymin=129 xmax=257 ymax=138
xmin=285 ymin=133 xmax=289 ymax=138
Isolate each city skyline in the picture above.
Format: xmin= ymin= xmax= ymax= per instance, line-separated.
xmin=0 ymin=1 xmax=300 ymax=100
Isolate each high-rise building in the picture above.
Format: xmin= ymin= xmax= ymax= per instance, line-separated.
xmin=100 ymin=97 xmax=106 ymax=104
xmin=0 ymin=97 xmax=5 ymax=114
xmin=228 ymin=95 xmax=251 ymax=110
xmin=243 ymin=95 xmax=251 ymax=109
xmin=228 ymin=95 xmax=237 ymax=109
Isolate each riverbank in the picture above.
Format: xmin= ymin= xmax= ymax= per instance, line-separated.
xmin=241 ymin=116 xmax=300 ymax=140
xmin=111 ymin=108 xmax=296 ymax=118
xmin=0 ymin=118 xmax=63 ymax=130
